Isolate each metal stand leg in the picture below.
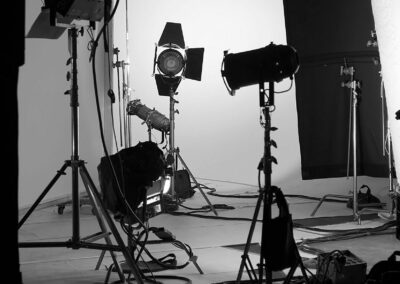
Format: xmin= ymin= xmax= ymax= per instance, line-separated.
xmin=360 ymin=100 xmax=397 ymax=219
xmin=310 ymin=194 xmax=353 ymax=217
xmin=236 ymin=187 xmax=264 ymax=283
xmin=312 ymin=65 xmax=363 ymax=224
xmin=176 ymin=148 xmax=218 ymax=216
xmin=167 ymin=89 xmax=218 ymax=216
xmin=18 ymin=27 xmax=144 ymax=284
xmin=79 ymin=166 xmax=125 ymax=280
xmin=80 ymin=164 xmax=143 ymax=283
xmin=19 ymin=162 xmax=69 ymax=229
xmin=236 ymin=82 xmax=309 ymax=284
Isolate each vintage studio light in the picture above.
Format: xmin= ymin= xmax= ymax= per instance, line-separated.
xmin=221 ymin=42 xmax=299 ymax=95
xmin=153 ymin=22 xmax=205 ymax=96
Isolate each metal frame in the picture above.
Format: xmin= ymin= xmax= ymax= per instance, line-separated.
xmin=311 ymin=65 xmax=363 ymax=223
xmin=236 ymin=82 xmax=308 ymax=284
xmin=167 ymin=88 xmax=218 ymax=216
xmin=17 ymin=28 xmax=143 ymax=284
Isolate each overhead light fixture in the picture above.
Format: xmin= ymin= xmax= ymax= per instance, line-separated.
xmin=221 ymin=42 xmax=299 ymax=95
xmin=153 ymin=22 xmax=205 ymax=96
xmin=27 ymin=0 xmax=105 ymax=39
xmin=46 ymin=0 xmax=104 ymax=22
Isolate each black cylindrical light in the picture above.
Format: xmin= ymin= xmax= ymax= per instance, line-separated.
xmin=222 ymin=43 xmax=299 ymax=94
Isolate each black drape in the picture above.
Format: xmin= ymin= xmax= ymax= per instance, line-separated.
xmin=5 ymin=1 xmax=25 ymax=283
xmin=283 ymin=0 xmax=388 ymax=180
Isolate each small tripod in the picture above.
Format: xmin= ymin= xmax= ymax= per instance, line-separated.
xmin=18 ymin=28 xmax=143 ymax=284
xmin=166 ymin=88 xmax=218 ymax=216
xmin=236 ymin=82 xmax=308 ymax=283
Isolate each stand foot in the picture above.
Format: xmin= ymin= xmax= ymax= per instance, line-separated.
xmin=175 ymin=148 xmax=218 ymax=216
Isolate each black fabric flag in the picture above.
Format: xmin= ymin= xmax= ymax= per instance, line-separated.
xmin=283 ymin=0 xmax=388 ymax=179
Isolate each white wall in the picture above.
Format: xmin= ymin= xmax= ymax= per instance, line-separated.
xmin=113 ymin=0 xmax=297 ymax=184
xmin=110 ymin=0 xmax=389 ymax=200
xmin=19 ymin=0 xmax=390 ymax=210
xmin=19 ymin=0 xmax=107 ymax=208
xmin=371 ymin=1 xmax=400 ymax=180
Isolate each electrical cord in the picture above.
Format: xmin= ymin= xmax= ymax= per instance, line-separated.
xmin=265 ymin=77 xmax=294 ymax=94
xmin=87 ymin=4 xmax=161 ymax=283
xmin=89 ymin=0 xmax=148 ymax=230
xmin=166 ymin=208 xmax=397 ymax=237
xmin=178 ymin=202 xmax=235 ymax=213
xmin=171 ymin=173 xmax=393 ymax=236
xmin=199 ymin=172 xmax=347 ymax=204
xmin=133 ymin=227 xmax=192 ymax=270
xmin=120 ymin=223 xmax=194 ymax=273
xmin=141 ymin=275 xmax=192 ymax=284
xmin=298 ymin=221 xmax=396 ymax=256
xmin=103 ymin=24 xmax=119 ymax=154
xmin=119 ymin=221 xmax=162 ymax=283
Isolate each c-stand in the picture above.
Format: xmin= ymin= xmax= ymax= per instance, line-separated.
xmin=236 ymin=82 xmax=308 ymax=284
xmin=166 ymin=87 xmax=218 ymax=216
xmin=18 ymin=27 xmax=143 ymax=284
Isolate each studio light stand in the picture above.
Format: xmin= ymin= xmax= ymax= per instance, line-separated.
xmin=359 ymin=66 xmax=397 ymax=220
xmin=152 ymin=22 xmax=214 ymax=215
xmin=356 ymin=30 xmax=398 ymax=221
xmin=166 ymin=87 xmax=218 ymax=216
xmin=219 ymin=42 xmax=302 ymax=283
xmin=112 ymin=47 xmax=126 ymax=148
xmin=235 ymin=82 xmax=308 ymax=284
xmin=18 ymin=27 xmax=143 ymax=284
xmin=311 ymin=64 xmax=365 ymax=224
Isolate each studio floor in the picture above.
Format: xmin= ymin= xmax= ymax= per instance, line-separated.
xmin=19 ymin=179 xmax=399 ymax=284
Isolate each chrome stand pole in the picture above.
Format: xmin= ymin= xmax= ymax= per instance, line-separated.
xmin=166 ymin=89 xmax=218 ymax=216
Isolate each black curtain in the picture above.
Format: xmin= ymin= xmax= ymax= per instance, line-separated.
xmin=283 ymin=0 xmax=388 ymax=180
xmin=5 ymin=1 xmax=25 ymax=283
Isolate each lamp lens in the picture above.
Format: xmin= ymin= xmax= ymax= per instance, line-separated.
xmin=158 ymin=49 xmax=184 ymax=76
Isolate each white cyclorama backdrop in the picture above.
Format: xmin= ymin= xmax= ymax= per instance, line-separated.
xmin=111 ymin=0 xmax=390 ymax=198
xmin=371 ymin=1 xmax=400 ymax=182
xmin=18 ymin=0 xmax=108 ymax=208
xmin=113 ymin=0 xmax=299 ymax=187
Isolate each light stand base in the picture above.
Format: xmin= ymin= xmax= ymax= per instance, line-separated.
xmin=236 ymin=82 xmax=308 ymax=284
xmin=310 ymin=193 xmax=388 ymax=224
xmin=175 ymin=148 xmax=218 ymax=216
xmin=166 ymin=89 xmax=218 ymax=216
xmin=18 ymin=160 xmax=144 ymax=284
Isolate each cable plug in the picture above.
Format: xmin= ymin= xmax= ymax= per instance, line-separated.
xmin=201 ymin=204 xmax=235 ymax=210
xmin=107 ymin=89 xmax=115 ymax=103
xmin=152 ymin=227 xmax=175 ymax=241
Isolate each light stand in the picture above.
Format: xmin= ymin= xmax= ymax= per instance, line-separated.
xmin=18 ymin=28 xmax=144 ymax=284
xmin=166 ymin=88 xmax=218 ymax=216
xmin=113 ymin=56 xmax=132 ymax=148
xmin=311 ymin=65 xmax=364 ymax=223
xmin=358 ymin=70 xmax=397 ymax=219
xmin=236 ymin=82 xmax=307 ymax=284
xmin=112 ymin=47 xmax=125 ymax=147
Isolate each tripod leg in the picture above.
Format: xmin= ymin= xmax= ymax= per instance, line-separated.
xmin=236 ymin=189 xmax=264 ymax=283
xmin=18 ymin=162 xmax=70 ymax=229
xmin=79 ymin=165 xmax=143 ymax=284
xmin=80 ymin=169 xmax=126 ymax=282
xmin=283 ymin=249 xmax=309 ymax=284
xmin=95 ymin=250 xmax=106 ymax=270
xmin=175 ymin=150 xmax=218 ymax=216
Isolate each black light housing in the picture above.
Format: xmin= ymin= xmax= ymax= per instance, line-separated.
xmin=221 ymin=42 xmax=299 ymax=95
xmin=27 ymin=0 xmax=104 ymax=39
xmin=153 ymin=22 xmax=205 ymax=96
